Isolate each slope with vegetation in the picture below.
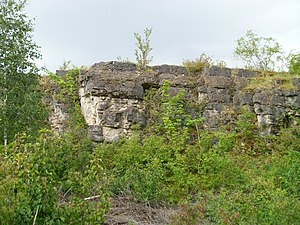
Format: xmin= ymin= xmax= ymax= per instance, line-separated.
xmin=0 ymin=1 xmax=299 ymax=224
xmin=1 ymin=67 xmax=299 ymax=224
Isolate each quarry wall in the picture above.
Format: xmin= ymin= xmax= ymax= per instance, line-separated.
xmin=52 ymin=61 xmax=300 ymax=141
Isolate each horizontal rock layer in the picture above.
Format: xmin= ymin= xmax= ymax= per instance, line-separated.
xmin=62 ymin=61 xmax=299 ymax=141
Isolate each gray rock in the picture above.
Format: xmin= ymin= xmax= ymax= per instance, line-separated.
xmin=233 ymin=91 xmax=254 ymax=105
xmin=88 ymin=125 xmax=103 ymax=142
xmin=153 ymin=64 xmax=187 ymax=75
xmin=235 ymin=69 xmax=258 ymax=77
xmin=203 ymin=66 xmax=231 ymax=77
xmin=104 ymin=112 xmax=122 ymax=128
xmin=56 ymin=61 xmax=300 ymax=141
xmin=204 ymin=76 xmax=233 ymax=89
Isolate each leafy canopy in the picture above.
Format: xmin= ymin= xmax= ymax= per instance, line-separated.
xmin=0 ymin=0 xmax=46 ymax=144
xmin=234 ymin=30 xmax=285 ymax=71
xmin=288 ymin=53 xmax=300 ymax=74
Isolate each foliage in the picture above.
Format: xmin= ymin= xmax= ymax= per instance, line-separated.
xmin=116 ymin=56 xmax=132 ymax=63
xmin=183 ymin=52 xmax=213 ymax=74
xmin=145 ymin=80 xmax=204 ymax=145
xmin=101 ymin=129 xmax=204 ymax=202
xmin=1 ymin=63 xmax=299 ymax=223
xmin=1 ymin=25 xmax=299 ymax=223
xmin=215 ymin=59 xmax=227 ymax=68
xmin=96 ymin=104 xmax=300 ymax=223
xmin=233 ymin=108 xmax=259 ymax=154
xmin=0 ymin=130 xmax=110 ymax=224
xmin=157 ymin=81 xmax=203 ymax=145
xmin=134 ymin=27 xmax=153 ymax=70
xmin=58 ymin=59 xmax=72 ymax=70
xmin=183 ymin=53 xmax=228 ymax=75
xmin=288 ymin=52 xmax=300 ymax=74
xmin=244 ymin=72 xmax=300 ymax=90
xmin=48 ymin=67 xmax=80 ymax=103
xmin=170 ymin=202 xmax=206 ymax=225
xmin=0 ymin=67 xmax=111 ymax=224
xmin=234 ymin=30 xmax=285 ymax=71
xmin=0 ymin=0 xmax=47 ymax=144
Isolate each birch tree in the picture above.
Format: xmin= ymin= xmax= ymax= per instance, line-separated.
xmin=234 ymin=30 xmax=285 ymax=71
xmin=0 ymin=0 xmax=46 ymax=145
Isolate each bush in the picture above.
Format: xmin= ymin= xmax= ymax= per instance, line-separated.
xmin=206 ymin=187 xmax=300 ymax=225
xmin=134 ymin=27 xmax=153 ymax=70
xmin=183 ymin=53 xmax=213 ymax=74
xmin=0 ymin=130 xmax=110 ymax=224
xmin=288 ymin=53 xmax=300 ymax=74
xmin=234 ymin=30 xmax=285 ymax=71
xmin=0 ymin=67 xmax=111 ymax=224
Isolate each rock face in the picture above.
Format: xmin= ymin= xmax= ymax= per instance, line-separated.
xmin=76 ymin=61 xmax=300 ymax=141
xmin=79 ymin=62 xmax=148 ymax=141
xmin=45 ymin=70 xmax=69 ymax=134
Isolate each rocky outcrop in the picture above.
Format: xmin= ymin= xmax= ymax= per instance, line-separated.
xmin=44 ymin=70 xmax=69 ymax=134
xmin=75 ymin=61 xmax=300 ymax=141
xmin=78 ymin=62 xmax=148 ymax=141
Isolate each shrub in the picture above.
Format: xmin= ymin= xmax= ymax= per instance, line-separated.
xmin=97 ymin=135 xmax=169 ymax=202
xmin=0 ymin=130 xmax=111 ymax=224
xmin=183 ymin=53 xmax=213 ymax=74
xmin=206 ymin=177 xmax=300 ymax=224
xmin=234 ymin=30 xmax=285 ymax=71
xmin=288 ymin=53 xmax=300 ymax=74
xmin=134 ymin=27 xmax=153 ymax=70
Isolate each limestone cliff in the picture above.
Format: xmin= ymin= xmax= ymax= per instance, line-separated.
xmin=54 ymin=61 xmax=300 ymax=142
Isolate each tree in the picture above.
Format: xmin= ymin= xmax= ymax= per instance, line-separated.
xmin=288 ymin=53 xmax=300 ymax=74
xmin=134 ymin=27 xmax=153 ymax=70
xmin=0 ymin=0 xmax=46 ymax=145
xmin=234 ymin=30 xmax=285 ymax=71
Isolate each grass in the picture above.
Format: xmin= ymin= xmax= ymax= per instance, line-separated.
xmin=244 ymin=72 xmax=300 ymax=90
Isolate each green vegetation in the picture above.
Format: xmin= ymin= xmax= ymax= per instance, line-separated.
xmin=0 ymin=2 xmax=299 ymax=224
xmin=234 ymin=30 xmax=286 ymax=71
xmin=183 ymin=53 xmax=213 ymax=74
xmin=244 ymin=72 xmax=300 ymax=90
xmin=0 ymin=68 xmax=111 ymax=224
xmin=0 ymin=0 xmax=47 ymax=145
xmin=289 ymin=53 xmax=300 ymax=74
xmin=59 ymin=59 xmax=72 ymax=70
xmin=2 ymin=68 xmax=299 ymax=223
xmin=183 ymin=53 xmax=227 ymax=75
xmin=134 ymin=27 xmax=153 ymax=70
xmin=97 ymin=85 xmax=300 ymax=224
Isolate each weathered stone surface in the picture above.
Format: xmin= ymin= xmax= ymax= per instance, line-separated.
xmin=207 ymin=88 xmax=232 ymax=103
xmin=233 ymin=91 xmax=254 ymax=105
xmin=292 ymin=77 xmax=300 ymax=87
xmin=88 ymin=125 xmax=103 ymax=142
xmin=233 ymin=77 xmax=251 ymax=90
xmin=51 ymin=62 xmax=300 ymax=141
xmin=234 ymin=69 xmax=258 ymax=77
xmin=204 ymin=76 xmax=233 ymax=89
xmin=253 ymin=91 xmax=285 ymax=106
xmin=103 ymin=127 xmax=122 ymax=142
xmin=203 ymin=66 xmax=231 ymax=77
xmin=137 ymin=74 xmax=160 ymax=89
xmin=153 ymin=64 xmax=187 ymax=75
xmin=56 ymin=70 xmax=68 ymax=77
xmin=49 ymin=100 xmax=68 ymax=133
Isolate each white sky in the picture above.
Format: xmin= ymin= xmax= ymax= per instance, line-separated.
xmin=26 ymin=0 xmax=300 ymax=71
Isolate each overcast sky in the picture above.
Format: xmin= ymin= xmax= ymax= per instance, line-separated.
xmin=26 ymin=0 xmax=300 ymax=71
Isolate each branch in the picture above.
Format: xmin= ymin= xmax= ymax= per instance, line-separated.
xmin=32 ymin=207 xmax=39 ymax=225
xmin=84 ymin=195 xmax=101 ymax=201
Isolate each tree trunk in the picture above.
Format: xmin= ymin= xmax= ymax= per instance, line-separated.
xmin=4 ymin=127 xmax=7 ymax=146
xmin=4 ymin=127 xmax=7 ymax=154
